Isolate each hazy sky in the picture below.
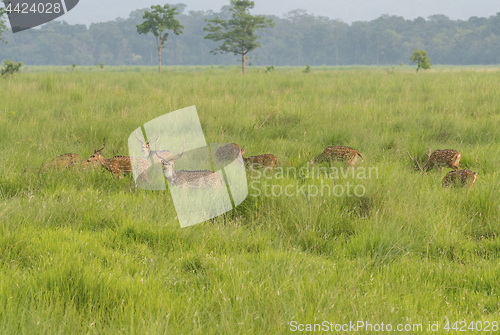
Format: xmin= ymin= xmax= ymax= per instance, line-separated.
xmin=5 ymin=0 xmax=500 ymax=27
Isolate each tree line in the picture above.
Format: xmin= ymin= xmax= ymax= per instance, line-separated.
xmin=1 ymin=4 xmax=500 ymax=66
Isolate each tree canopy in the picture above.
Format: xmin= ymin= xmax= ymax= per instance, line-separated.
xmin=410 ymin=48 xmax=432 ymax=72
xmin=2 ymin=10 xmax=500 ymax=66
xmin=136 ymin=4 xmax=184 ymax=73
xmin=204 ymin=0 xmax=274 ymax=74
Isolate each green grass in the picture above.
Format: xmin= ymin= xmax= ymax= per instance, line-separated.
xmin=1 ymin=66 xmax=500 ymax=334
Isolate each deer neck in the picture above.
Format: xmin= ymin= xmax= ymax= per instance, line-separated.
xmin=143 ymin=149 xmax=151 ymax=159
xmin=96 ymin=155 xmax=113 ymax=169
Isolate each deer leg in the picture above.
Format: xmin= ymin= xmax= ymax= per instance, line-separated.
xmin=136 ymin=171 xmax=150 ymax=184
xmin=346 ymin=158 xmax=356 ymax=170
xmin=112 ymin=167 xmax=121 ymax=178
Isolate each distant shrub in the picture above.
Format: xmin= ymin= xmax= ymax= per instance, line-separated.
xmin=266 ymin=65 xmax=275 ymax=73
xmin=0 ymin=59 xmax=23 ymax=78
xmin=387 ymin=63 xmax=403 ymax=74
xmin=303 ymin=64 xmax=311 ymax=73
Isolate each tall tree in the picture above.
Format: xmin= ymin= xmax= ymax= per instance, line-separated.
xmin=136 ymin=4 xmax=184 ymax=73
xmin=0 ymin=7 xmax=8 ymax=44
xmin=410 ymin=48 xmax=432 ymax=72
xmin=204 ymin=0 xmax=274 ymax=74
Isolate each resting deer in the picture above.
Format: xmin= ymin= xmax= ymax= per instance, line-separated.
xmin=442 ymin=170 xmax=477 ymax=189
xmin=156 ymin=141 xmax=224 ymax=189
xmin=311 ymin=146 xmax=363 ymax=168
xmin=243 ymin=154 xmax=278 ymax=171
xmin=215 ymin=143 xmax=245 ymax=163
xmin=87 ymin=139 xmax=151 ymax=180
xmin=35 ymin=153 xmax=83 ymax=172
xmin=135 ymin=130 xmax=173 ymax=163
xmin=67 ymin=158 xmax=100 ymax=171
xmin=407 ymin=147 xmax=460 ymax=173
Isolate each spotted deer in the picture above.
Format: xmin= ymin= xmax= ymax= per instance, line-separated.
xmin=36 ymin=153 xmax=83 ymax=172
xmin=442 ymin=170 xmax=477 ymax=189
xmin=311 ymin=146 xmax=364 ymax=168
xmin=87 ymin=139 xmax=151 ymax=180
xmin=67 ymin=158 xmax=100 ymax=171
xmin=215 ymin=143 xmax=245 ymax=163
xmin=243 ymin=154 xmax=278 ymax=171
xmin=407 ymin=147 xmax=460 ymax=173
xmin=135 ymin=130 xmax=174 ymax=163
xmin=156 ymin=141 xmax=224 ymax=189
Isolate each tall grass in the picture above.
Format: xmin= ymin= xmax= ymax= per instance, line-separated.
xmin=0 ymin=67 xmax=499 ymax=333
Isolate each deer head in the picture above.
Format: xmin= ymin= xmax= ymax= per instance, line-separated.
xmin=155 ymin=139 xmax=185 ymax=179
xmin=135 ymin=130 xmax=159 ymax=158
xmin=87 ymin=138 xmax=106 ymax=163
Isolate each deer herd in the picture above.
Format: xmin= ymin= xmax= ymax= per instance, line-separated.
xmin=407 ymin=147 xmax=477 ymax=189
xmin=34 ymin=134 xmax=477 ymax=190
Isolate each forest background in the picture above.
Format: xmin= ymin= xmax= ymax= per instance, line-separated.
xmin=1 ymin=4 xmax=500 ymax=66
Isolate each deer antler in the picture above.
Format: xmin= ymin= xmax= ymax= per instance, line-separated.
xmin=173 ymin=139 xmax=186 ymax=161
xmin=148 ymin=133 xmax=160 ymax=146
xmin=154 ymin=142 xmax=165 ymax=163
xmin=407 ymin=150 xmax=423 ymax=171
xmin=422 ymin=147 xmax=432 ymax=170
xmin=135 ymin=130 xmax=145 ymax=145
xmin=95 ymin=138 xmax=106 ymax=154
xmin=155 ymin=139 xmax=185 ymax=164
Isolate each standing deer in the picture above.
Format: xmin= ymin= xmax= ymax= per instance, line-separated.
xmin=311 ymin=146 xmax=363 ymax=168
xmin=135 ymin=130 xmax=173 ymax=163
xmin=36 ymin=153 xmax=83 ymax=172
xmin=442 ymin=170 xmax=477 ymax=189
xmin=407 ymin=147 xmax=460 ymax=173
xmin=87 ymin=139 xmax=151 ymax=180
xmin=156 ymin=141 xmax=224 ymax=189
xmin=243 ymin=154 xmax=278 ymax=171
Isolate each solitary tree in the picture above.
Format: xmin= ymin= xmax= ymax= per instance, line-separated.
xmin=0 ymin=7 xmax=8 ymax=44
xmin=204 ymin=0 xmax=274 ymax=74
xmin=410 ymin=48 xmax=432 ymax=72
xmin=137 ymin=5 xmax=184 ymax=74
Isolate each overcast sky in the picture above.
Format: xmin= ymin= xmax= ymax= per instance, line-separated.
xmin=4 ymin=0 xmax=500 ymax=27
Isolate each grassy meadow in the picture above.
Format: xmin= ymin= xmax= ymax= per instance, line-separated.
xmin=1 ymin=66 xmax=500 ymax=333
